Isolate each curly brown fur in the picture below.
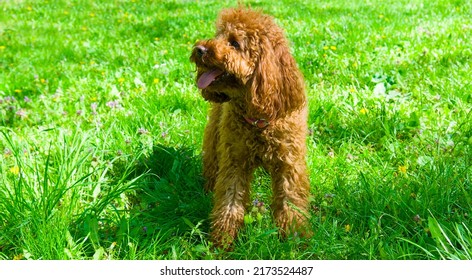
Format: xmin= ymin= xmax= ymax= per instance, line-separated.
xmin=190 ymin=7 xmax=311 ymax=248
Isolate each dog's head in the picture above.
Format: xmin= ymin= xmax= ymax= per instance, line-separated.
xmin=190 ymin=8 xmax=305 ymax=119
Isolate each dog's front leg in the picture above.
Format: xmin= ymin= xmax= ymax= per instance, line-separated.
xmin=269 ymin=159 xmax=311 ymax=238
xmin=202 ymin=104 xmax=223 ymax=192
xmin=210 ymin=151 xmax=254 ymax=249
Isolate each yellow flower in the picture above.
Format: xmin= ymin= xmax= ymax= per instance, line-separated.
xmin=153 ymin=78 xmax=159 ymax=84
xmin=14 ymin=89 xmax=22 ymax=93
xmin=10 ymin=166 xmax=20 ymax=175
xmin=323 ymin=46 xmax=329 ymax=50
xmin=398 ymin=165 xmax=407 ymax=174
xmin=0 ymin=46 xmax=6 ymax=51
xmin=344 ymin=224 xmax=351 ymax=233
xmin=330 ymin=46 xmax=337 ymax=51
xmin=359 ymin=108 xmax=368 ymax=115
xmin=118 ymin=77 xmax=125 ymax=84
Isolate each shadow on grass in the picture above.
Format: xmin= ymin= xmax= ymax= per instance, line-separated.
xmin=73 ymin=144 xmax=212 ymax=259
xmin=131 ymin=144 xmax=211 ymax=235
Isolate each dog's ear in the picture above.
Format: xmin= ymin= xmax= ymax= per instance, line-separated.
xmin=249 ymin=36 xmax=305 ymax=120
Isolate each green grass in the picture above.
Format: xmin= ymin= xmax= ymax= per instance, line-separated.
xmin=1 ymin=0 xmax=471 ymax=260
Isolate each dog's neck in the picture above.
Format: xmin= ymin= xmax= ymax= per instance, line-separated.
xmin=230 ymin=101 xmax=272 ymax=129
xmin=243 ymin=116 xmax=270 ymax=129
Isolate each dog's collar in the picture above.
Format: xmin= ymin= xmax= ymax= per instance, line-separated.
xmin=243 ymin=116 xmax=270 ymax=129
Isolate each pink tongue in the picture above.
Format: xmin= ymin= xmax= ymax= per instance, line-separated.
xmin=198 ymin=69 xmax=224 ymax=89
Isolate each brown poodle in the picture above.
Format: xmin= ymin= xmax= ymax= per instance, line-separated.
xmin=190 ymin=7 xmax=311 ymax=247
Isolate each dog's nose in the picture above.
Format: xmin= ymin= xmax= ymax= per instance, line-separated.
xmin=195 ymin=45 xmax=207 ymax=57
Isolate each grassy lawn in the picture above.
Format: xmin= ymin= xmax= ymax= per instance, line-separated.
xmin=1 ymin=0 xmax=471 ymax=260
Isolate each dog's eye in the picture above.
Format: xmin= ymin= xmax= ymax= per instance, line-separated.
xmin=229 ymin=40 xmax=240 ymax=50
